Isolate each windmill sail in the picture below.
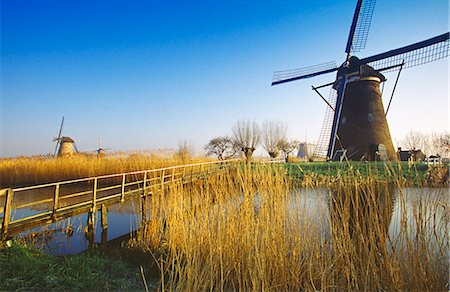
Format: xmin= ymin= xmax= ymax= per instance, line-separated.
xmin=272 ymin=61 xmax=337 ymax=86
xmin=314 ymin=89 xmax=338 ymax=158
xmin=345 ymin=0 xmax=376 ymax=54
xmin=362 ymin=32 xmax=449 ymax=72
xmin=53 ymin=116 xmax=64 ymax=157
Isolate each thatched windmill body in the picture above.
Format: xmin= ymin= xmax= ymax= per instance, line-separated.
xmin=272 ymin=0 xmax=449 ymax=161
xmin=53 ymin=117 xmax=78 ymax=157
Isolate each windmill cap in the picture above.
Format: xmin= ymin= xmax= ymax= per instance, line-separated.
xmin=349 ymin=56 xmax=386 ymax=81
xmin=60 ymin=136 xmax=75 ymax=143
xmin=336 ymin=56 xmax=386 ymax=82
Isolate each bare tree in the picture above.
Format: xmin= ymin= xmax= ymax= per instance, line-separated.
xmin=400 ymin=131 xmax=430 ymax=154
xmin=176 ymin=140 xmax=193 ymax=163
xmin=232 ymin=120 xmax=261 ymax=162
xmin=262 ymin=120 xmax=287 ymax=158
xmin=204 ymin=136 xmax=238 ymax=160
xmin=278 ymin=139 xmax=299 ymax=162
xmin=400 ymin=131 xmax=450 ymax=157
xmin=430 ymin=132 xmax=450 ymax=157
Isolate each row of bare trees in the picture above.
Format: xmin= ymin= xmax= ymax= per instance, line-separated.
xmin=400 ymin=131 xmax=449 ymax=157
xmin=204 ymin=120 xmax=299 ymax=162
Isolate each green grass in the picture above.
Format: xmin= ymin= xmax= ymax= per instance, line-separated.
xmin=0 ymin=241 xmax=145 ymax=291
xmin=283 ymin=161 xmax=440 ymax=186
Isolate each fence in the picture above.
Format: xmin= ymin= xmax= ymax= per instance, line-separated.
xmin=0 ymin=159 xmax=239 ymax=239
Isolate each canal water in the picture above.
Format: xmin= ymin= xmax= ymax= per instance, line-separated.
xmin=7 ymin=186 xmax=448 ymax=256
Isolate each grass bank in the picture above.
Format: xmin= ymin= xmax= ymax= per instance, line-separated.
xmin=0 ymin=241 xmax=146 ymax=291
xmin=283 ymin=161 xmax=447 ymax=187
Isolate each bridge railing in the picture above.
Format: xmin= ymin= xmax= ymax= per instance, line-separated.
xmin=0 ymin=159 xmax=239 ymax=239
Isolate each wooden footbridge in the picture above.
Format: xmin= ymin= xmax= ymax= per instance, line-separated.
xmin=0 ymin=159 xmax=239 ymax=240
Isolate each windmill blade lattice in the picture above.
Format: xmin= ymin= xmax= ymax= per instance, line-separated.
xmin=346 ymin=0 xmax=376 ymax=54
xmin=313 ymin=88 xmax=338 ymax=158
xmin=54 ymin=116 xmax=64 ymax=157
xmin=272 ymin=61 xmax=338 ymax=85
xmin=362 ymin=32 xmax=449 ymax=73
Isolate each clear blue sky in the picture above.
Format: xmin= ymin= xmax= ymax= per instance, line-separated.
xmin=1 ymin=0 xmax=448 ymax=157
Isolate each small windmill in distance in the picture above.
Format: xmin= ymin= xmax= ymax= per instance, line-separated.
xmin=53 ymin=117 xmax=78 ymax=158
xmin=93 ymin=138 xmax=111 ymax=156
xmin=271 ymin=0 xmax=449 ymax=161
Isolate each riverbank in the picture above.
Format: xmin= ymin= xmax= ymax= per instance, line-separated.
xmin=0 ymin=240 xmax=148 ymax=291
xmin=284 ymin=161 xmax=448 ymax=187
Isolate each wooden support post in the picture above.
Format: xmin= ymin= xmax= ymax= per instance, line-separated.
xmin=87 ymin=208 xmax=95 ymax=231
xmin=100 ymin=204 xmax=108 ymax=249
xmin=1 ymin=188 xmax=13 ymax=240
xmin=93 ymin=178 xmax=98 ymax=212
xmin=171 ymin=168 xmax=175 ymax=183
xmin=85 ymin=207 xmax=95 ymax=245
xmin=52 ymin=184 xmax=60 ymax=220
xmin=143 ymin=171 xmax=147 ymax=191
xmin=121 ymin=174 xmax=126 ymax=202
xmin=101 ymin=204 xmax=108 ymax=229
xmin=141 ymin=192 xmax=147 ymax=223
xmin=101 ymin=227 xmax=108 ymax=248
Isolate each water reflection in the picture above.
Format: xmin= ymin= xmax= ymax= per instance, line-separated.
xmin=8 ymin=184 xmax=448 ymax=258
xmin=13 ymin=197 xmax=145 ymax=255
xmin=286 ymin=184 xmax=447 ymax=256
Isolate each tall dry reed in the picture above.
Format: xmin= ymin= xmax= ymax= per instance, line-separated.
xmin=0 ymin=154 xmax=212 ymax=188
xmin=139 ymin=164 xmax=448 ymax=291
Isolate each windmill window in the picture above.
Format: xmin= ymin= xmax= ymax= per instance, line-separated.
xmin=368 ymin=113 xmax=374 ymax=124
xmin=341 ymin=116 xmax=347 ymax=125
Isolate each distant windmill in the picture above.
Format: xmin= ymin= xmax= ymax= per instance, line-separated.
xmin=53 ymin=117 xmax=78 ymax=158
xmin=272 ymin=0 xmax=449 ymax=161
xmin=93 ymin=138 xmax=111 ymax=156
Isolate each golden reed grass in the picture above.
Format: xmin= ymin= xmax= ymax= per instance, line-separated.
xmin=0 ymin=154 xmax=212 ymax=188
xmin=139 ymin=164 xmax=448 ymax=291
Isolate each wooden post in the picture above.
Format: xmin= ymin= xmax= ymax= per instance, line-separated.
xmin=85 ymin=207 xmax=95 ymax=247
xmin=87 ymin=208 xmax=95 ymax=230
xmin=52 ymin=184 xmax=60 ymax=220
xmin=101 ymin=226 xmax=108 ymax=248
xmin=143 ymin=171 xmax=147 ymax=191
xmin=171 ymin=168 xmax=175 ymax=183
xmin=85 ymin=211 xmax=95 ymax=247
xmin=100 ymin=203 xmax=108 ymax=249
xmin=93 ymin=178 xmax=98 ymax=212
xmin=121 ymin=174 xmax=126 ymax=202
xmin=101 ymin=204 xmax=108 ymax=229
xmin=1 ymin=188 xmax=13 ymax=240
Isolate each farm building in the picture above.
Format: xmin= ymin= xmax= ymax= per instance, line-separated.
xmin=396 ymin=147 xmax=426 ymax=162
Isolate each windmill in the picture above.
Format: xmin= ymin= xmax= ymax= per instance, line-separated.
xmin=271 ymin=0 xmax=449 ymax=161
xmin=92 ymin=138 xmax=111 ymax=156
xmin=53 ymin=117 xmax=78 ymax=158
